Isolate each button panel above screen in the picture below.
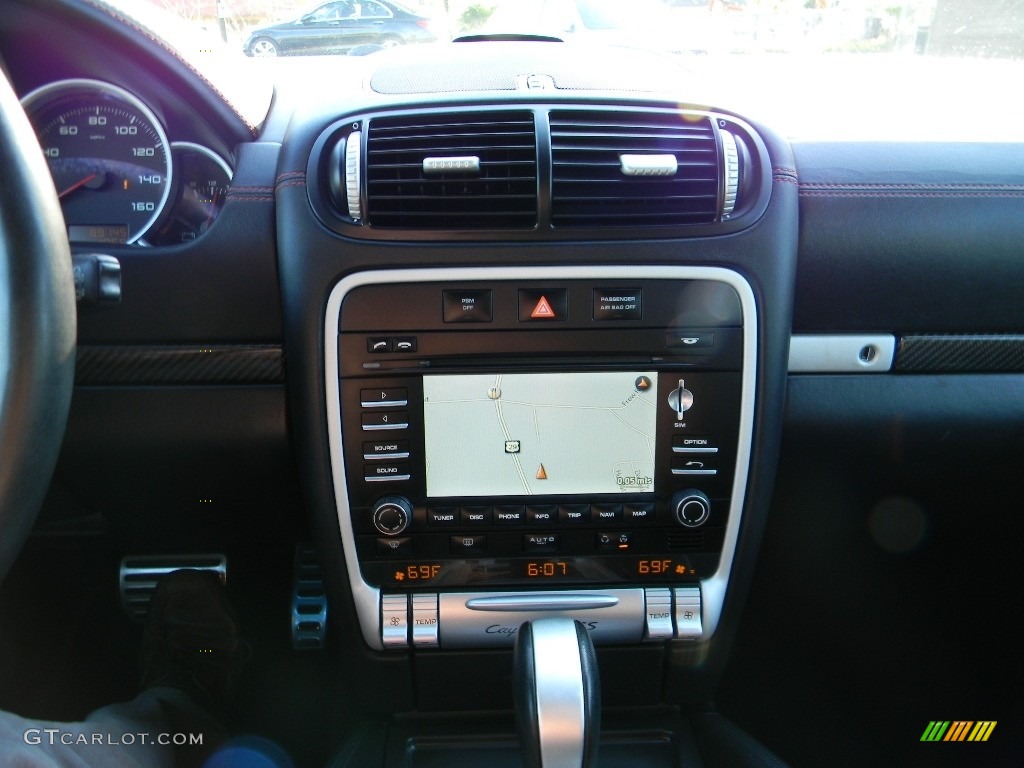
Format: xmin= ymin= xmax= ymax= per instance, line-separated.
xmin=324 ymin=267 xmax=757 ymax=651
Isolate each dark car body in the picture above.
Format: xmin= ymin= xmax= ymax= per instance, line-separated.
xmin=243 ymin=0 xmax=436 ymax=56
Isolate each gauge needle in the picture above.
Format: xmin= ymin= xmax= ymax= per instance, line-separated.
xmin=203 ymin=187 xmax=221 ymax=231
xmin=58 ymin=171 xmax=104 ymax=199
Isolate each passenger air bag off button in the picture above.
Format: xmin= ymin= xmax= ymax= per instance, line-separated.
xmin=593 ymin=288 xmax=642 ymax=320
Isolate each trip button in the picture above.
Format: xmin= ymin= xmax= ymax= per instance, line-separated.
xmin=524 ymin=534 xmax=560 ymax=554
xmin=558 ymin=504 xmax=589 ymax=524
xmin=443 ymin=290 xmax=492 ymax=323
xmin=451 ymin=535 xmax=487 ymax=555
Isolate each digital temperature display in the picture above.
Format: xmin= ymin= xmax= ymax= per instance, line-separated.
xmin=392 ymin=564 xmax=442 ymax=583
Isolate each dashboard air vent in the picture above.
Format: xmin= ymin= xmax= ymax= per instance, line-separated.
xmin=549 ymin=110 xmax=720 ymax=228
xmin=365 ymin=111 xmax=537 ymax=229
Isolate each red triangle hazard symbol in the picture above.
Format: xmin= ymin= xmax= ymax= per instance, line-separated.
xmin=531 ymin=295 xmax=556 ymax=319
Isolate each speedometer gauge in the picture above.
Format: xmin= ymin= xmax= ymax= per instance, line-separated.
xmin=21 ymin=79 xmax=172 ymax=245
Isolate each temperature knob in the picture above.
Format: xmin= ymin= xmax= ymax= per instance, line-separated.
xmin=373 ymin=496 xmax=412 ymax=536
xmin=671 ymin=490 xmax=710 ymax=528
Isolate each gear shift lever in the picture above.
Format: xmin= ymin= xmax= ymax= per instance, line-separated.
xmin=513 ymin=618 xmax=601 ymax=768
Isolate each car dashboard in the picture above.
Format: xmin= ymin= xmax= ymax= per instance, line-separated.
xmin=1 ymin=1 xmax=1023 ymax=766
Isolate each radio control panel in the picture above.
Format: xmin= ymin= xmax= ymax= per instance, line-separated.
xmin=325 ymin=267 xmax=757 ymax=650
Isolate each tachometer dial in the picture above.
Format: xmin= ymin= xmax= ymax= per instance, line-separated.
xmin=21 ymin=79 xmax=172 ymax=245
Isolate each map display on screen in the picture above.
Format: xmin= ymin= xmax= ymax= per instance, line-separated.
xmin=423 ymin=371 xmax=658 ymax=497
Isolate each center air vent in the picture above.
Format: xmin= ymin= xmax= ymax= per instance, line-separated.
xmin=549 ymin=110 xmax=720 ymax=228
xmin=365 ymin=111 xmax=538 ymax=229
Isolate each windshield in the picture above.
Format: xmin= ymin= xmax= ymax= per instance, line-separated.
xmin=100 ymin=0 xmax=1024 ymax=141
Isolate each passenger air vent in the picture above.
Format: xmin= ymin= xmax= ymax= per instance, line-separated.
xmin=550 ymin=110 xmax=720 ymax=228
xmin=365 ymin=111 xmax=538 ymax=229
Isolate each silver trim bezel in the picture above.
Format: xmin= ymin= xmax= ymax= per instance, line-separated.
xmin=324 ymin=266 xmax=758 ymax=650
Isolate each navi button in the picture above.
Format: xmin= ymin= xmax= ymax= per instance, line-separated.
xmin=591 ymin=504 xmax=623 ymax=523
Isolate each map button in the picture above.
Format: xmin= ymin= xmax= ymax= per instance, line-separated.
xmin=558 ymin=504 xmax=590 ymax=524
xmin=624 ymin=502 xmax=656 ymax=523
xmin=451 ymin=535 xmax=487 ymax=555
xmin=460 ymin=507 xmax=493 ymax=525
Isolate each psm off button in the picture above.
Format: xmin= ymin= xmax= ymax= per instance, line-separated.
xmin=593 ymin=288 xmax=642 ymax=320
xmin=443 ymin=290 xmax=492 ymax=323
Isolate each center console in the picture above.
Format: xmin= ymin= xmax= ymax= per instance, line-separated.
xmin=325 ymin=266 xmax=756 ymax=651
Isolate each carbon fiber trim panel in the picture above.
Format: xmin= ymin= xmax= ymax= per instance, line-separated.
xmin=895 ymin=335 xmax=1024 ymax=373
xmin=76 ymin=345 xmax=285 ymax=385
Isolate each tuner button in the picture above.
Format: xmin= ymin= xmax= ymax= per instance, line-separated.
xmin=373 ymin=496 xmax=412 ymax=536
xmin=672 ymin=490 xmax=710 ymax=528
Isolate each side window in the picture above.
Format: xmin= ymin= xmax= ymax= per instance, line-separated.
xmin=358 ymin=1 xmax=393 ymax=19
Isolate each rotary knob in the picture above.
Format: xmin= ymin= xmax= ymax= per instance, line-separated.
xmin=672 ymin=489 xmax=710 ymax=528
xmin=372 ymin=495 xmax=412 ymax=536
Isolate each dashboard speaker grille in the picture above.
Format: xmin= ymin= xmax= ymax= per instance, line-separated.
xmin=549 ymin=110 xmax=720 ymax=227
xmin=366 ymin=111 xmax=537 ymax=229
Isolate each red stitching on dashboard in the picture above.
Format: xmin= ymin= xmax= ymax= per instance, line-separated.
xmin=277 ymin=171 xmax=306 ymax=183
xmin=800 ymin=191 xmax=1024 ymax=198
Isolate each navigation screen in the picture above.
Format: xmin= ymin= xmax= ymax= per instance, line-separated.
xmin=423 ymin=371 xmax=658 ymax=498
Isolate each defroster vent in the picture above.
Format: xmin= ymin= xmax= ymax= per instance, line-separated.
xmin=550 ymin=110 xmax=720 ymax=228
xmin=365 ymin=111 xmax=538 ymax=229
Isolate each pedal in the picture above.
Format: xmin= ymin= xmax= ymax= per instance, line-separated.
xmin=119 ymin=554 xmax=227 ymax=620
xmin=292 ymin=545 xmax=328 ymax=650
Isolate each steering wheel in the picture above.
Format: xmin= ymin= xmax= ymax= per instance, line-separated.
xmin=0 ymin=72 xmax=77 ymax=583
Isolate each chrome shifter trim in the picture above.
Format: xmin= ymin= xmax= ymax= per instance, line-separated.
xmin=531 ymin=618 xmax=587 ymax=768
xmin=466 ymin=594 xmax=620 ymax=612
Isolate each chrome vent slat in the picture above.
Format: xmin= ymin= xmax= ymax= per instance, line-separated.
xmin=550 ymin=110 xmax=720 ymax=228
xmin=365 ymin=111 xmax=538 ymax=230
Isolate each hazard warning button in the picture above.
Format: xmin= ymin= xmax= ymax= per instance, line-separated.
xmin=518 ymin=289 xmax=567 ymax=322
